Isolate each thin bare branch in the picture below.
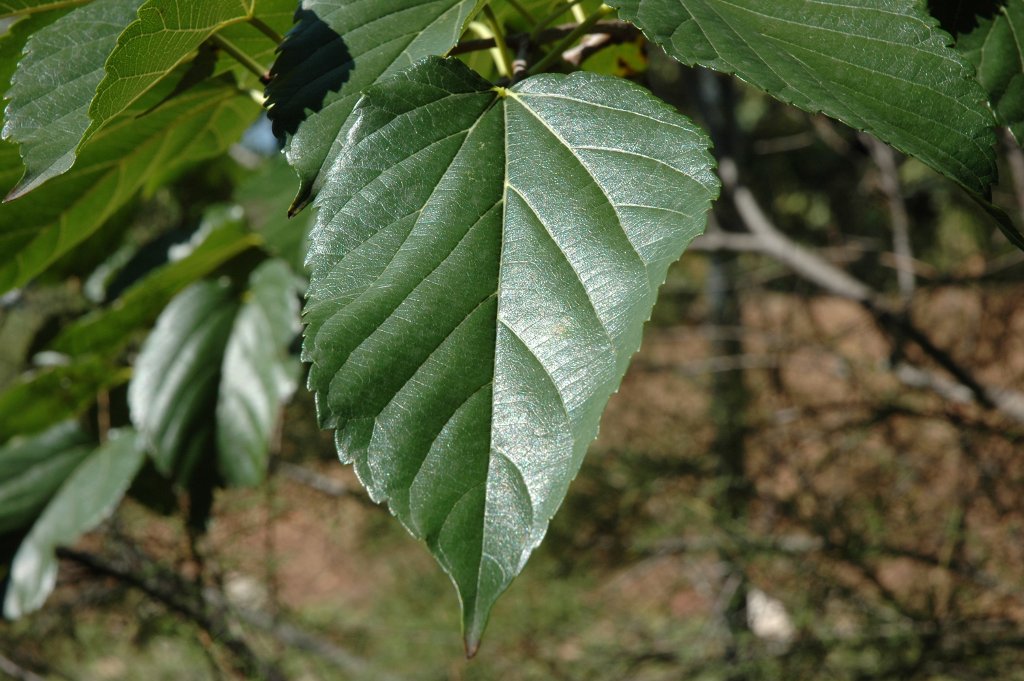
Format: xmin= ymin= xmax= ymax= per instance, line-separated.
xmin=702 ymin=157 xmax=1024 ymax=425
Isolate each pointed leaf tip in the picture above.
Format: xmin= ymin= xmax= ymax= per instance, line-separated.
xmin=303 ymin=57 xmax=718 ymax=645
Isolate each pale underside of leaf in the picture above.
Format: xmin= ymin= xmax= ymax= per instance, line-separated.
xmin=264 ymin=0 xmax=481 ymax=211
xmin=3 ymin=0 xmax=144 ymax=200
xmin=609 ymin=0 xmax=997 ymax=197
xmin=0 ymin=81 xmax=259 ymax=293
xmin=0 ymin=421 xmax=91 ymax=535
xmin=303 ymin=57 xmax=718 ymax=650
xmin=129 ymin=262 xmax=301 ymax=487
xmin=3 ymin=430 xmax=144 ymax=619
xmin=84 ymin=0 xmax=259 ymax=142
xmin=129 ymin=279 xmax=236 ymax=483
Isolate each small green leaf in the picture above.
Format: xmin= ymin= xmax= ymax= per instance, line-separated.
xmin=129 ymin=260 xmax=300 ymax=487
xmin=130 ymin=278 xmax=236 ymax=483
xmin=264 ymin=0 xmax=482 ymax=211
xmin=50 ymin=208 xmax=263 ymax=357
xmin=3 ymin=0 xmax=144 ymax=199
xmin=84 ymin=0 xmax=271 ymax=140
xmin=609 ymin=0 xmax=998 ymax=197
xmin=0 ymin=359 xmax=130 ymax=443
xmin=217 ymin=261 xmax=301 ymax=485
xmin=0 ymin=0 xmax=87 ymax=18
xmin=304 ymin=57 xmax=718 ymax=649
xmin=3 ymin=429 xmax=144 ymax=618
xmin=959 ymin=0 xmax=1024 ymax=144
xmin=0 ymin=421 xmax=91 ymax=534
xmin=0 ymin=80 xmax=259 ymax=293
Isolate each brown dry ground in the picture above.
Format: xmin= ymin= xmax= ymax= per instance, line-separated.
xmin=7 ymin=284 xmax=1024 ymax=681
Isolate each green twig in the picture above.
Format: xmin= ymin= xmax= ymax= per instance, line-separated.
xmin=528 ymin=4 xmax=615 ymax=75
xmin=209 ymin=33 xmax=270 ymax=84
xmin=466 ymin=20 xmax=508 ymax=78
xmin=482 ymin=5 xmax=515 ymax=79
xmin=248 ymin=16 xmax=284 ymax=44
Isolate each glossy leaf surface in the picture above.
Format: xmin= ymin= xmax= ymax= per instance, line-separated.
xmin=609 ymin=0 xmax=998 ymax=196
xmin=304 ymin=57 xmax=718 ymax=649
xmin=265 ymin=0 xmax=481 ymax=210
xmin=2 ymin=0 xmax=143 ymax=199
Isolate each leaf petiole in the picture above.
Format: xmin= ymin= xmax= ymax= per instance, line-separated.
xmin=208 ymin=33 xmax=270 ymax=84
xmin=481 ymin=6 xmax=515 ymax=78
xmin=248 ymin=16 xmax=284 ymax=44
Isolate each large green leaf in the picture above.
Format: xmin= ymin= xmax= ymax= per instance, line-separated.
xmin=0 ymin=80 xmax=259 ymax=293
xmin=129 ymin=260 xmax=300 ymax=487
xmin=50 ymin=207 xmax=263 ymax=357
xmin=0 ymin=421 xmax=91 ymax=534
xmin=959 ymin=0 xmax=1024 ymax=144
xmin=0 ymin=0 xmax=87 ymax=18
xmin=85 ymin=0 xmax=273 ymax=140
xmin=609 ymin=0 xmax=998 ymax=197
xmin=2 ymin=0 xmax=143 ymax=199
xmin=3 ymin=429 xmax=144 ymax=618
xmin=264 ymin=0 xmax=481 ymax=211
xmin=303 ymin=57 xmax=718 ymax=649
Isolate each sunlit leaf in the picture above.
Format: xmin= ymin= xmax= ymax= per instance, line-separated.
xmin=304 ymin=57 xmax=718 ymax=650
xmin=2 ymin=0 xmax=143 ymax=199
xmin=0 ymin=80 xmax=260 ymax=293
xmin=609 ymin=0 xmax=998 ymax=197
xmin=265 ymin=0 xmax=481 ymax=211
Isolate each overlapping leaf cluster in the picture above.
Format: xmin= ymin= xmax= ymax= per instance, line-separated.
xmin=1 ymin=0 xmax=1023 ymax=651
xmin=0 ymin=0 xmax=303 ymax=619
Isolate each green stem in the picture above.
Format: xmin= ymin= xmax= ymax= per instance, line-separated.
xmin=482 ymin=5 xmax=515 ymax=79
xmin=248 ymin=16 xmax=285 ymax=44
xmin=506 ymin=0 xmax=537 ymax=24
xmin=466 ymin=21 xmax=509 ymax=78
xmin=209 ymin=33 xmax=269 ymax=82
xmin=528 ymin=4 xmax=614 ymax=75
